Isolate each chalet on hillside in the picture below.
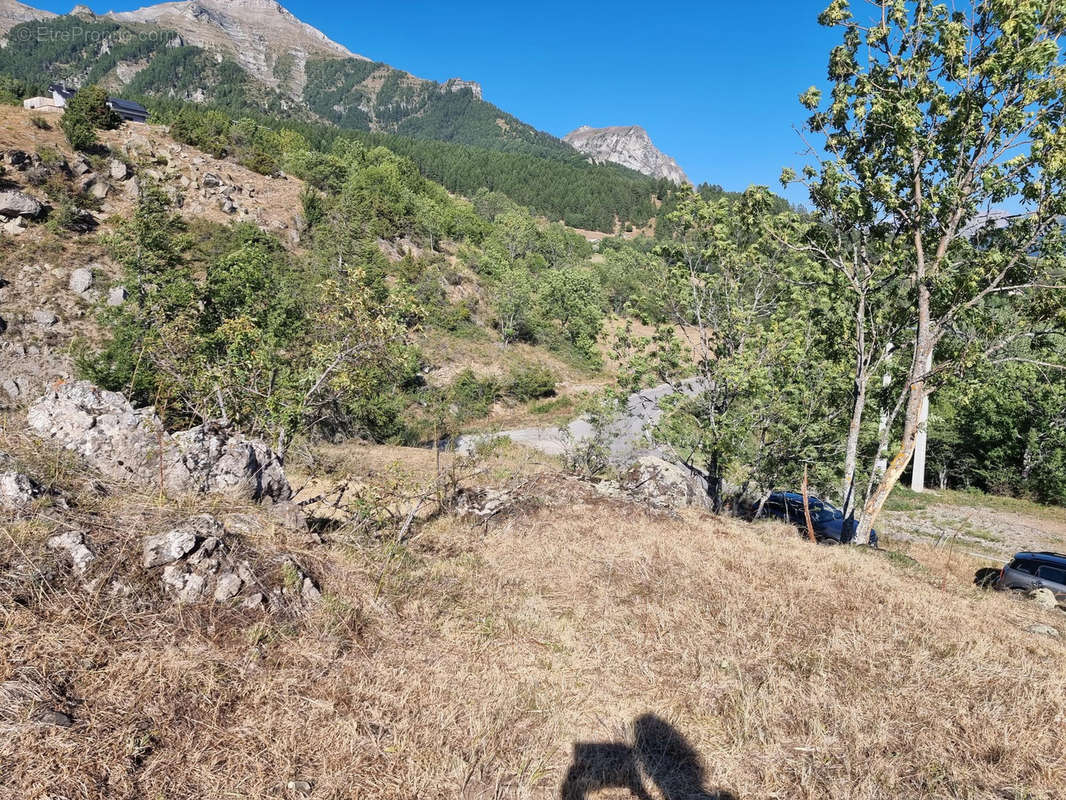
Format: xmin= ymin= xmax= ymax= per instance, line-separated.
xmin=46 ymin=83 xmax=148 ymax=124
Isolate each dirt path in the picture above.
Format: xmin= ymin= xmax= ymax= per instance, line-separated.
xmin=882 ymin=498 xmax=1066 ymax=562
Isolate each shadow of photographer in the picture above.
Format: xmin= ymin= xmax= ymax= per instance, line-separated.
xmin=561 ymin=713 xmax=736 ymax=800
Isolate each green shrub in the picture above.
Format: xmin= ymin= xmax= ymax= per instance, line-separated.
xmin=60 ymin=84 xmax=121 ymax=151
xmin=238 ymin=149 xmax=278 ymax=175
xmin=505 ymin=363 xmax=557 ymax=401
xmin=448 ymin=369 xmax=500 ymax=420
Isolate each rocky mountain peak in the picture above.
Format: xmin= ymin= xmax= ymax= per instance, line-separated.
xmin=107 ymin=0 xmax=363 ymax=92
xmin=0 ymin=0 xmax=55 ymax=33
xmin=564 ymin=124 xmax=690 ymax=185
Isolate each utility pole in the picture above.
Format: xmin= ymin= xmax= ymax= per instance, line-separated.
xmin=909 ymin=347 xmax=934 ymax=492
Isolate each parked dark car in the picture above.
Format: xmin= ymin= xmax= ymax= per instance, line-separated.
xmin=758 ymin=491 xmax=878 ymax=546
xmin=995 ymin=551 xmax=1066 ymax=601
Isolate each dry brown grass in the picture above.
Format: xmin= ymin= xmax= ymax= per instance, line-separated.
xmin=2 ymin=437 xmax=1065 ymax=799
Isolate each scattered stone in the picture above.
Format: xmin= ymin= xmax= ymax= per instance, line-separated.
xmin=2 ymin=378 xmax=21 ymax=399
xmin=301 ymin=577 xmax=322 ymax=605
xmin=0 ymin=190 xmax=42 ymax=218
xmin=47 ymin=531 xmax=94 ymax=574
xmin=241 ymin=592 xmax=265 ymax=610
xmin=0 ymin=451 xmax=45 ymax=507
xmin=1027 ymin=623 xmax=1060 ymax=638
xmin=36 ymin=709 xmax=73 ymax=728
xmin=71 ymin=157 xmax=92 ymax=176
xmin=1030 ymin=588 xmax=1059 ymax=610
xmin=31 ymin=309 xmax=58 ymax=328
xmin=89 ymin=181 xmax=110 ymax=200
xmin=287 ymin=779 xmax=313 ymax=795
xmin=455 ymin=487 xmax=514 ymax=523
xmin=107 ymin=285 xmax=128 ymax=306
xmin=220 ymin=198 xmax=237 ymax=214
xmin=69 ymin=267 xmax=94 ymax=294
xmin=617 ymin=455 xmax=711 ymax=510
xmin=5 ymin=149 xmax=31 ymax=170
xmin=3 ymin=216 xmax=27 ymax=236
xmin=163 ymin=565 xmax=207 ymax=603
xmin=109 ymin=159 xmax=129 ymax=181
xmin=271 ymin=499 xmax=308 ymax=531
xmin=214 ymin=571 xmax=243 ymax=601
xmin=202 ymin=172 xmax=221 ymax=188
xmin=143 ymin=515 xmax=219 ymax=568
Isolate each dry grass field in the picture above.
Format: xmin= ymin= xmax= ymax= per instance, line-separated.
xmin=2 ymin=433 xmax=1065 ymax=800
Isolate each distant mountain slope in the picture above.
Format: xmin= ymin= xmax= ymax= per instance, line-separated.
xmin=0 ymin=2 xmax=576 ymax=158
xmin=0 ymin=0 xmax=53 ymax=33
xmin=564 ymin=125 xmax=690 ymax=185
xmin=109 ymin=0 xmax=360 ymax=93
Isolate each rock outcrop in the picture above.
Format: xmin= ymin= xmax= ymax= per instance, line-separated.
xmin=563 ymin=125 xmax=690 ymax=185
xmin=27 ymin=381 xmax=293 ymax=505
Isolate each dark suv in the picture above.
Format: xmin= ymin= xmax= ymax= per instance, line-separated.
xmin=758 ymin=491 xmax=878 ymax=546
xmin=996 ymin=552 xmax=1066 ymax=601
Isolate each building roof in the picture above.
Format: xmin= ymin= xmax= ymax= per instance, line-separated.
xmin=49 ymin=83 xmax=75 ymax=98
xmin=108 ymin=97 xmax=148 ymax=115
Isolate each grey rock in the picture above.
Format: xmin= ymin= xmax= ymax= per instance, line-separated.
xmin=1030 ymin=588 xmax=1059 ymax=610
xmin=144 ymin=515 xmax=221 ymax=568
xmin=71 ymin=157 xmax=92 ymax=176
xmin=0 ymin=315 xmax=6 ymax=335
xmin=455 ymin=487 xmax=513 ymax=522
xmin=47 ymin=530 xmax=94 ymax=574
xmin=0 ymin=190 xmax=43 ymax=218
xmin=27 ymin=382 xmax=291 ymax=503
xmin=271 ymin=500 xmax=308 ymax=531
xmin=287 ymin=779 xmax=313 ymax=795
xmin=214 ymin=571 xmax=243 ymax=601
xmin=617 ymin=455 xmax=711 ymax=510
xmin=3 ymin=216 xmax=27 ymax=236
xmin=301 ymin=577 xmax=322 ymax=605
xmin=1027 ymin=623 xmax=1060 ymax=638
xmin=241 ymin=592 xmax=264 ymax=610
xmin=36 ymin=709 xmax=73 ymax=727
xmin=0 ymin=451 xmax=45 ymax=507
xmin=31 ymin=309 xmax=58 ymax=327
xmin=2 ymin=378 xmax=21 ymax=399
xmin=563 ymin=125 xmax=690 ymax=185
xmin=143 ymin=526 xmax=199 ymax=568
xmin=202 ymin=172 xmax=221 ymax=188
xmin=89 ymin=181 xmax=110 ymax=200
xmin=107 ymin=285 xmax=128 ymax=306
xmin=69 ymin=267 xmax=94 ymax=294
xmin=163 ymin=565 xmax=207 ymax=602
xmin=109 ymin=159 xmax=129 ymax=181
xmin=172 ymin=422 xmax=292 ymax=503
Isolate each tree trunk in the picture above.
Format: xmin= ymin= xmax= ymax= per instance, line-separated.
xmin=707 ymin=452 xmax=723 ymax=514
xmin=801 ymin=465 xmax=817 ymax=544
xmin=855 ymin=287 xmax=934 ymax=542
xmin=841 ymin=372 xmax=868 ymax=519
xmin=909 ymin=347 xmax=934 ymax=492
xmin=841 ymin=293 xmax=867 ymax=517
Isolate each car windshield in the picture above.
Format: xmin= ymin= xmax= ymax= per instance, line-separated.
xmin=810 ymin=503 xmax=843 ymax=522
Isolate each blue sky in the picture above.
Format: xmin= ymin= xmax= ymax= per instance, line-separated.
xmin=35 ymin=1 xmax=842 ymax=203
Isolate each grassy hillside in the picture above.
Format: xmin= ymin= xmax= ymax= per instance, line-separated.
xmin=3 ymin=427 xmax=1064 ymax=799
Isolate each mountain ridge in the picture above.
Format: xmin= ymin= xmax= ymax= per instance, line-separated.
xmin=564 ymin=124 xmax=690 ymax=185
